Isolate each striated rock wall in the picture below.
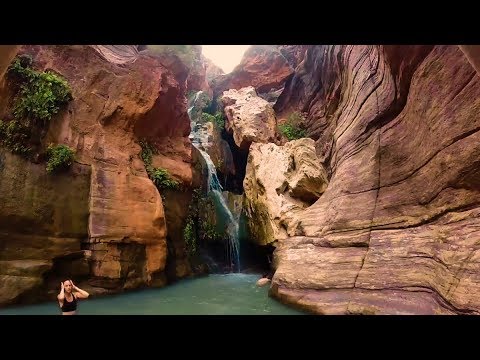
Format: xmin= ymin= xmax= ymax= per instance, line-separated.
xmin=269 ymin=45 xmax=480 ymax=314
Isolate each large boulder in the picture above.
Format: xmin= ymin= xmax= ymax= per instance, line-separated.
xmin=243 ymin=138 xmax=328 ymax=246
xmin=221 ymin=86 xmax=277 ymax=150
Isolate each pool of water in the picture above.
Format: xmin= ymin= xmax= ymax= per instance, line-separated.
xmin=0 ymin=274 xmax=305 ymax=315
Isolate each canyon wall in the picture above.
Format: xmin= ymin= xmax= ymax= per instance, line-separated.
xmin=0 ymin=45 xmax=197 ymax=305
xmin=266 ymin=45 xmax=480 ymax=314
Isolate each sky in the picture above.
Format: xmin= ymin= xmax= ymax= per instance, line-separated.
xmin=201 ymin=45 xmax=251 ymax=74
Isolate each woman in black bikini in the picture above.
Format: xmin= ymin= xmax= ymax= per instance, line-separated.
xmin=57 ymin=279 xmax=90 ymax=315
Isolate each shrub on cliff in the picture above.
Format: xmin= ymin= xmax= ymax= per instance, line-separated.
xmin=149 ymin=167 xmax=179 ymax=190
xmin=184 ymin=218 xmax=196 ymax=255
xmin=278 ymin=111 xmax=307 ymax=140
xmin=0 ymin=119 xmax=31 ymax=156
xmin=46 ymin=144 xmax=75 ymax=173
xmin=201 ymin=112 xmax=225 ymax=129
xmin=0 ymin=55 xmax=73 ymax=161
xmin=139 ymin=139 xmax=179 ymax=190
xmin=183 ymin=189 xmax=225 ymax=257
xmin=8 ymin=55 xmax=72 ymax=126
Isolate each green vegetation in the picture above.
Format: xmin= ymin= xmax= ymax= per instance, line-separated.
xmin=139 ymin=139 xmax=179 ymax=190
xmin=202 ymin=97 xmax=218 ymax=115
xmin=184 ymin=188 xmax=201 ymax=256
xmin=201 ymin=113 xmax=214 ymax=123
xmin=200 ymin=219 xmax=223 ymax=242
xmin=201 ymin=112 xmax=225 ymax=129
xmin=201 ymin=98 xmax=212 ymax=112
xmin=147 ymin=45 xmax=196 ymax=68
xmin=139 ymin=139 xmax=155 ymax=166
xmin=8 ymin=55 xmax=72 ymax=126
xmin=0 ymin=119 xmax=31 ymax=155
xmin=45 ymin=144 xmax=75 ymax=173
xmin=149 ymin=167 xmax=179 ymax=190
xmin=183 ymin=188 xmax=225 ymax=256
xmin=278 ymin=111 xmax=307 ymax=140
xmin=0 ymin=55 xmax=73 ymax=165
xmin=184 ymin=218 xmax=196 ymax=255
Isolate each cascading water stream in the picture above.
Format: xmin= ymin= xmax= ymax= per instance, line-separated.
xmin=188 ymin=91 xmax=241 ymax=272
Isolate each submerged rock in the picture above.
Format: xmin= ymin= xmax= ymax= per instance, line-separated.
xmin=256 ymin=278 xmax=271 ymax=287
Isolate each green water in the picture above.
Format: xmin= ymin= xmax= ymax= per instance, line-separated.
xmin=0 ymin=274 xmax=305 ymax=315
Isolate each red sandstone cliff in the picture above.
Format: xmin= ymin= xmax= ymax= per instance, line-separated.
xmin=0 ymin=45 xmax=195 ymax=305
xmin=211 ymin=45 xmax=294 ymax=98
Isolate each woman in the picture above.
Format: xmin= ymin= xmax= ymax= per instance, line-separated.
xmin=57 ymin=279 xmax=89 ymax=315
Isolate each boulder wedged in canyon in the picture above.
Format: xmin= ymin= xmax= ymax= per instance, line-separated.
xmin=221 ymin=87 xmax=277 ymax=150
xmin=268 ymin=45 xmax=480 ymax=314
xmin=243 ymin=138 xmax=328 ymax=246
xmin=212 ymin=46 xmax=294 ymax=98
xmin=0 ymin=45 xmax=193 ymax=305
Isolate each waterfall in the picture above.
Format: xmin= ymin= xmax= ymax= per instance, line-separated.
xmin=188 ymin=91 xmax=241 ymax=272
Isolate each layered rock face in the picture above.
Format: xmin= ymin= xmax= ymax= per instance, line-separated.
xmin=0 ymin=45 xmax=193 ymax=305
xmin=140 ymin=45 xmax=211 ymax=97
xmin=221 ymin=87 xmax=277 ymax=150
xmin=269 ymin=45 xmax=480 ymax=314
xmin=212 ymin=46 xmax=294 ymax=98
xmin=244 ymin=138 xmax=328 ymax=246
